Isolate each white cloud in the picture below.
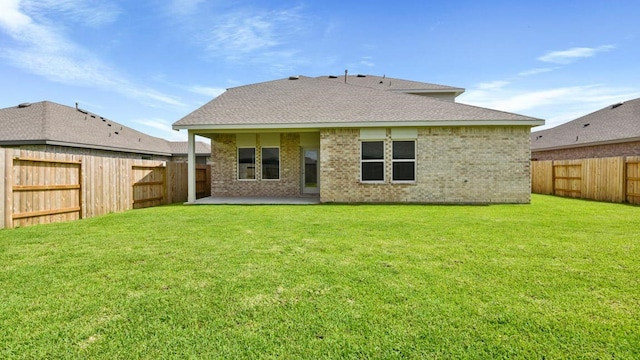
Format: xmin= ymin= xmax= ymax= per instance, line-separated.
xmin=0 ymin=0 xmax=31 ymax=31
xmin=460 ymin=82 xmax=640 ymax=129
xmin=477 ymin=80 xmax=510 ymax=90
xmin=22 ymin=0 xmax=120 ymax=26
xmin=197 ymin=5 xmax=307 ymax=72
xmin=135 ymin=118 xmax=186 ymax=141
xmin=538 ymin=45 xmax=615 ymax=64
xmin=188 ymin=86 xmax=226 ymax=98
xmin=0 ymin=0 xmax=185 ymax=108
xmin=517 ymin=68 xmax=554 ymax=76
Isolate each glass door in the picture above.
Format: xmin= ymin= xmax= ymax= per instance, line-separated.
xmin=302 ymin=148 xmax=319 ymax=194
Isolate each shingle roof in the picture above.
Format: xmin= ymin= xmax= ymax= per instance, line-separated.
xmin=173 ymin=76 xmax=542 ymax=129
xmin=317 ymin=74 xmax=465 ymax=95
xmin=531 ymin=98 xmax=640 ymax=151
xmin=168 ymin=141 xmax=211 ymax=156
xmin=0 ymin=101 xmax=209 ymax=156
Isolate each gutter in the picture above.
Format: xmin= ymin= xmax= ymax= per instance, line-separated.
xmin=173 ymin=119 xmax=545 ymax=131
xmin=531 ymin=136 xmax=640 ymax=152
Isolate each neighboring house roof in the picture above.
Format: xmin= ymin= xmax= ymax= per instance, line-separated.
xmin=173 ymin=76 xmax=542 ymax=131
xmin=317 ymin=74 xmax=465 ymax=97
xmin=531 ymin=98 xmax=640 ymax=151
xmin=0 ymin=101 xmax=210 ymax=157
xmin=169 ymin=141 xmax=211 ymax=156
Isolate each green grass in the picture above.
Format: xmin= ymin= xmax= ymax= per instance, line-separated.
xmin=1 ymin=195 xmax=638 ymax=359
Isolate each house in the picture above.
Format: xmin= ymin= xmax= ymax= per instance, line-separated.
xmin=0 ymin=101 xmax=211 ymax=162
xmin=172 ymin=74 xmax=544 ymax=204
xmin=531 ymin=98 xmax=640 ymax=160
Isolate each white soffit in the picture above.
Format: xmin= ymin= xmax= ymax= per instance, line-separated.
xmin=391 ymin=128 xmax=417 ymax=139
xmin=360 ymin=128 xmax=386 ymax=140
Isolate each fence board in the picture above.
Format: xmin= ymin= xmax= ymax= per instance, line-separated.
xmin=1 ymin=148 xmax=210 ymax=228
xmin=531 ymin=160 xmax=553 ymax=194
xmin=11 ymin=152 xmax=82 ymax=227
xmin=532 ymin=156 xmax=639 ymax=205
xmin=553 ymin=161 xmax=582 ymax=198
xmin=582 ymin=157 xmax=625 ymax=203
xmin=0 ymin=148 xmax=5 ymax=229
xmin=627 ymin=156 xmax=640 ymax=205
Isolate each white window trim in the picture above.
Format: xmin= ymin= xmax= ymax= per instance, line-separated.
xmin=261 ymin=146 xmax=281 ymax=181
xmin=391 ymin=139 xmax=416 ymax=183
xmin=237 ymin=147 xmax=256 ymax=181
xmin=360 ymin=140 xmax=386 ymax=183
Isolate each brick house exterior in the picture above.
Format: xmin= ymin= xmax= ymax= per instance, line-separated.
xmin=531 ymin=98 xmax=640 ymax=160
xmin=173 ymin=75 xmax=542 ymax=204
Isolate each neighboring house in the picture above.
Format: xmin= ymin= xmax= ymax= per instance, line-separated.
xmin=169 ymin=141 xmax=211 ymax=164
xmin=531 ymin=98 xmax=640 ymax=160
xmin=0 ymin=101 xmax=210 ymax=162
xmin=173 ymin=74 xmax=543 ymax=204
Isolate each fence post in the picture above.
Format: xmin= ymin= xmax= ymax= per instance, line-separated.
xmin=551 ymin=160 xmax=555 ymax=195
xmin=3 ymin=149 xmax=14 ymax=228
xmin=622 ymin=156 xmax=627 ymax=203
xmin=0 ymin=148 xmax=5 ymax=229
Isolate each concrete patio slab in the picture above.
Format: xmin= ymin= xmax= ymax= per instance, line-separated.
xmin=191 ymin=196 xmax=320 ymax=205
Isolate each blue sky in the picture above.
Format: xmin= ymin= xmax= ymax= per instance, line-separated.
xmin=1 ymin=0 xmax=639 ymax=141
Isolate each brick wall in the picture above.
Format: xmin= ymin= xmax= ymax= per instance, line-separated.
xmin=320 ymin=127 xmax=532 ymax=203
xmin=210 ymin=133 xmax=301 ymax=197
xmin=209 ymin=127 xmax=532 ymax=203
xmin=532 ymin=141 xmax=640 ymax=160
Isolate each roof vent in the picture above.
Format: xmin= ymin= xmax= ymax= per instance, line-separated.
xmin=288 ymin=75 xmax=300 ymax=80
xmin=356 ymin=74 xmax=366 ymax=77
xmin=583 ymin=123 xmax=590 ymax=127
xmin=328 ymin=75 xmax=338 ymax=79
xmin=78 ymin=108 xmax=88 ymax=114
xmin=18 ymin=103 xmax=31 ymax=108
xmin=611 ymin=102 xmax=623 ymax=109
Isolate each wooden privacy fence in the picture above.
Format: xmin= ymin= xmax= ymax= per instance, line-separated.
xmin=531 ymin=156 xmax=640 ymax=205
xmin=1 ymin=148 xmax=211 ymax=228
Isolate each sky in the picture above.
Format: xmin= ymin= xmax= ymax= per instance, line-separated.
xmin=1 ymin=0 xmax=639 ymax=141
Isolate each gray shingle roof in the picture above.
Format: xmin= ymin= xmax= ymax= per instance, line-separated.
xmin=531 ymin=98 xmax=640 ymax=151
xmin=168 ymin=141 xmax=211 ymax=156
xmin=173 ymin=76 xmax=542 ymax=129
xmin=317 ymin=74 xmax=465 ymax=95
xmin=0 ymin=101 xmax=209 ymax=156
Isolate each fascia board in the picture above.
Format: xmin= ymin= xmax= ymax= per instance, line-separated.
xmin=173 ymin=119 xmax=545 ymax=132
xmin=532 ymin=136 xmax=640 ymax=152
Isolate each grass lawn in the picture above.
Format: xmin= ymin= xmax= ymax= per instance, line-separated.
xmin=1 ymin=194 xmax=638 ymax=359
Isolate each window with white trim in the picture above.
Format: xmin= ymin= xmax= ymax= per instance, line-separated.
xmin=392 ymin=140 xmax=416 ymax=182
xmin=261 ymin=147 xmax=280 ymax=180
xmin=238 ymin=147 xmax=256 ymax=180
xmin=361 ymin=141 xmax=385 ymax=182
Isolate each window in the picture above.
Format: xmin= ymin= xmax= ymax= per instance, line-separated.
xmin=262 ymin=147 xmax=280 ymax=180
xmin=361 ymin=141 xmax=385 ymax=182
xmin=238 ymin=148 xmax=256 ymax=180
xmin=392 ymin=141 xmax=415 ymax=182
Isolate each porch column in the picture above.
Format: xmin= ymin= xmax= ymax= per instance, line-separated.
xmin=187 ymin=130 xmax=196 ymax=203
